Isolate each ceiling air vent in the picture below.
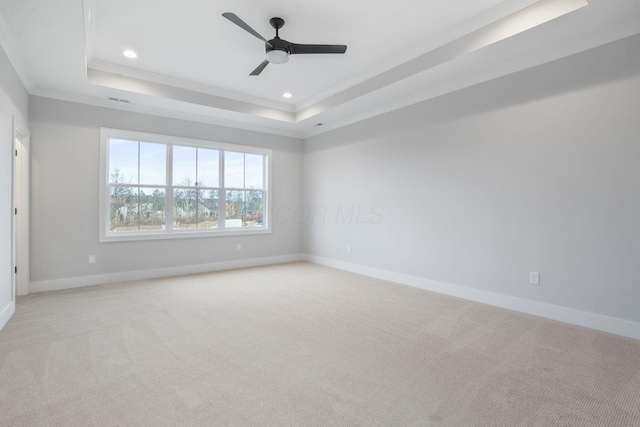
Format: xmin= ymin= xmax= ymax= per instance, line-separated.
xmin=107 ymin=97 xmax=130 ymax=103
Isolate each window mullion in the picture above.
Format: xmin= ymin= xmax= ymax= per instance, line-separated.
xmin=166 ymin=143 xmax=174 ymax=231
xmin=195 ymin=149 xmax=199 ymax=227
xmin=137 ymin=142 xmax=141 ymax=231
xmin=219 ymin=150 xmax=225 ymax=230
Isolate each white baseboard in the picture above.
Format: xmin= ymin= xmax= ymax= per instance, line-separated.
xmin=0 ymin=301 xmax=15 ymax=331
xmin=29 ymin=254 xmax=305 ymax=294
xmin=303 ymin=254 xmax=640 ymax=341
xmin=26 ymin=253 xmax=640 ymax=340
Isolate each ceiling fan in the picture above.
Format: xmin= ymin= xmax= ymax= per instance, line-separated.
xmin=222 ymin=12 xmax=348 ymax=76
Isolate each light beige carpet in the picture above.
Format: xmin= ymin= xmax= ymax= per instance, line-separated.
xmin=1 ymin=262 xmax=639 ymax=426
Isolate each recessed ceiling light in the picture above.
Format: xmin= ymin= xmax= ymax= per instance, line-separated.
xmin=283 ymin=92 xmax=292 ymax=98
xmin=123 ymin=49 xmax=138 ymax=59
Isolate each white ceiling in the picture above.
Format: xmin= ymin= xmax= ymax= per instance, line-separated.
xmin=1 ymin=0 xmax=639 ymax=138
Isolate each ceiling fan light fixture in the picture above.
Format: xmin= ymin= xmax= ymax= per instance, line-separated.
xmin=266 ymin=49 xmax=289 ymax=64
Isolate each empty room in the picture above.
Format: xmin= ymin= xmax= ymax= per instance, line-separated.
xmin=1 ymin=0 xmax=639 ymax=425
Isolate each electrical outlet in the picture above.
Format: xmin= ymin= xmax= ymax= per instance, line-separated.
xmin=347 ymin=245 xmax=352 ymax=254
xmin=89 ymin=255 xmax=96 ymax=264
xmin=236 ymin=244 xmax=242 ymax=252
xmin=529 ymin=272 xmax=540 ymax=285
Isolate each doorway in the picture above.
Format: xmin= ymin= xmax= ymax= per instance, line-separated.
xmin=12 ymin=116 xmax=30 ymax=298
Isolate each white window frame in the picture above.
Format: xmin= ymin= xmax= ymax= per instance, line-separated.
xmin=99 ymin=128 xmax=272 ymax=242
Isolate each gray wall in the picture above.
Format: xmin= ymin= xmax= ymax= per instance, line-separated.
xmin=0 ymin=46 xmax=29 ymax=319
xmin=303 ymin=34 xmax=640 ymax=323
xmin=29 ymin=97 xmax=303 ymax=282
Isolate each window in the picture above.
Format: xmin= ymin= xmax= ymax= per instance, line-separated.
xmin=100 ymin=128 xmax=271 ymax=241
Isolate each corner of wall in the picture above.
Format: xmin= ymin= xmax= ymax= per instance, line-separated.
xmin=0 ymin=301 xmax=15 ymax=331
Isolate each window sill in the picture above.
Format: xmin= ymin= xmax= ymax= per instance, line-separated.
xmin=99 ymin=227 xmax=272 ymax=243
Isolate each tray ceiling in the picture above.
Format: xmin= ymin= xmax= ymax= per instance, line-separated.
xmin=1 ymin=0 xmax=639 ymax=137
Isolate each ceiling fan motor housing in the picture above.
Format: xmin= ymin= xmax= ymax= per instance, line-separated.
xmin=265 ymin=17 xmax=289 ymax=64
xmin=266 ymin=37 xmax=291 ymax=64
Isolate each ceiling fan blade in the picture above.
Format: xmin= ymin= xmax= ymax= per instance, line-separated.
xmin=250 ymin=60 xmax=269 ymax=76
xmin=222 ymin=13 xmax=272 ymax=48
xmin=290 ymin=43 xmax=347 ymax=54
